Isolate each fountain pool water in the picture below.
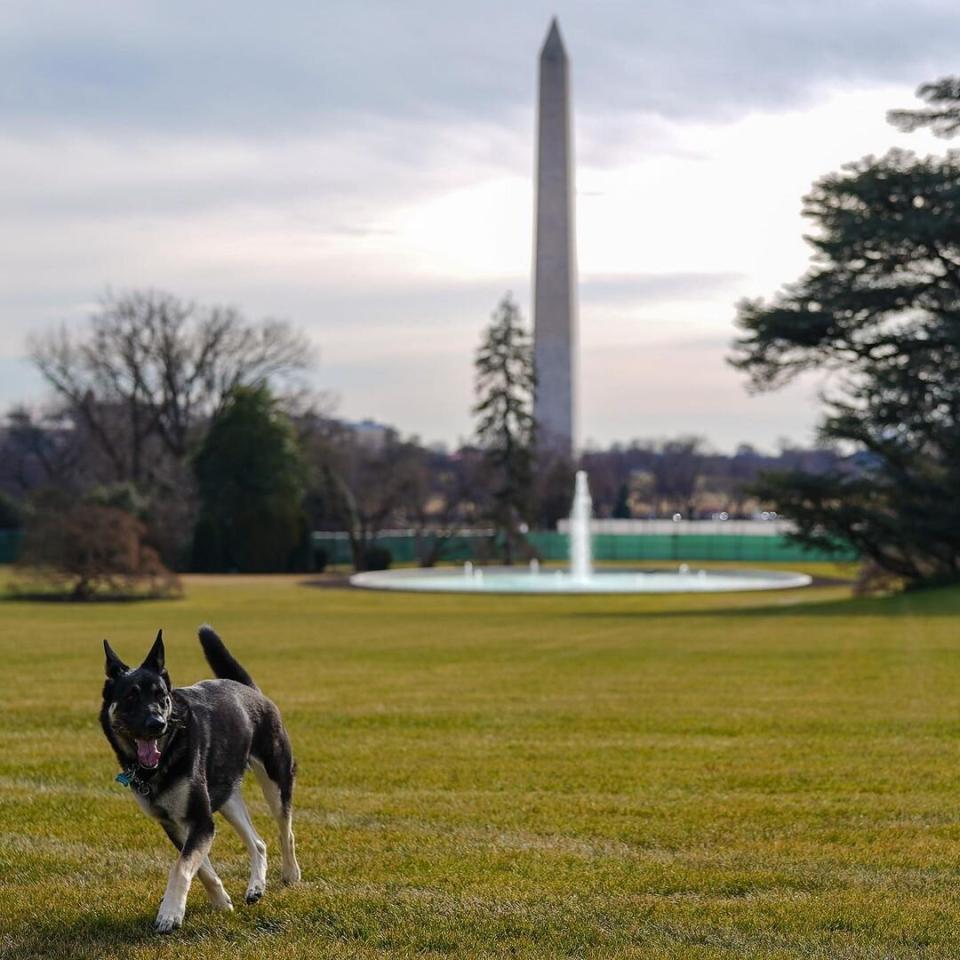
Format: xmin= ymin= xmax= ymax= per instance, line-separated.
xmin=349 ymin=471 xmax=813 ymax=595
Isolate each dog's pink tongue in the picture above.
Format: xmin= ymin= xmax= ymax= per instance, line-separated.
xmin=136 ymin=739 xmax=161 ymax=768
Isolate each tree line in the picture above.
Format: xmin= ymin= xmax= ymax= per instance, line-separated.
xmin=7 ymin=76 xmax=960 ymax=593
xmin=0 ymin=289 xmax=832 ymax=597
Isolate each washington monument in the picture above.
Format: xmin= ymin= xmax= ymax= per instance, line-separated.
xmin=533 ymin=18 xmax=577 ymax=457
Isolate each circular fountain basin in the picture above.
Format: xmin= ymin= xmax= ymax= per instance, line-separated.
xmin=350 ymin=566 xmax=813 ymax=595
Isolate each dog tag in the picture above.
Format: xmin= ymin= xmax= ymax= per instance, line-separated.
xmin=115 ymin=771 xmax=133 ymax=787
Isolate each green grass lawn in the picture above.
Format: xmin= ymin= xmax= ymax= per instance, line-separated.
xmin=3 ymin=564 xmax=960 ymax=958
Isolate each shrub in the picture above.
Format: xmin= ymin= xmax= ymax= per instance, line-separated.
xmin=363 ymin=546 xmax=392 ymax=571
xmin=13 ymin=491 xmax=181 ymax=600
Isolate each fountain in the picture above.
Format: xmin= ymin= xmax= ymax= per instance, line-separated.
xmin=569 ymin=470 xmax=593 ymax=581
xmin=350 ymin=471 xmax=812 ymax=594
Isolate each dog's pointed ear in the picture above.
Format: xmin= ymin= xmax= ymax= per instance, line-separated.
xmin=140 ymin=629 xmax=171 ymax=689
xmin=104 ymin=639 xmax=129 ymax=680
xmin=141 ymin=629 xmax=165 ymax=674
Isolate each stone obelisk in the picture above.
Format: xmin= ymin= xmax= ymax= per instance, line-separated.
xmin=533 ymin=18 xmax=577 ymax=457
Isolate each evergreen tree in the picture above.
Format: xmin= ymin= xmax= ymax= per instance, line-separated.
xmin=0 ymin=491 xmax=23 ymax=530
xmin=473 ymin=294 xmax=536 ymax=563
xmin=192 ymin=386 xmax=308 ymax=572
xmin=731 ymin=101 xmax=960 ymax=586
xmin=889 ymin=77 xmax=960 ymax=137
xmin=612 ymin=482 xmax=632 ymax=520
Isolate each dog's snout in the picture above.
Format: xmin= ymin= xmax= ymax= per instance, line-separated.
xmin=144 ymin=714 xmax=166 ymax=735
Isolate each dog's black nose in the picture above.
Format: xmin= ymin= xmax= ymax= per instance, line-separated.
xmin=144 ymin=716 xmax=166 ymax=735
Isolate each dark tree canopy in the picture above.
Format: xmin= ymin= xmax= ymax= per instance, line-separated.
xmin=732 ymin=143 xmax=960 ymax=586
xmin=0 ymin=491 xmax=24 ymax=530
xmin=191 ymin=386 xmax=308 ymax=573
xmin=473 ymin=294 xmax=536 ymax=563
xmin=889 ymin=77 xmax=960 ymax=138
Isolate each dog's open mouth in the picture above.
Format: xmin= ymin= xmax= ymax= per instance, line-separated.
xmin=136 ymin=738 xmax=162 ymax=768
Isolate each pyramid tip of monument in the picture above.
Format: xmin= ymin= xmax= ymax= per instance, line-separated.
xmin=541 ymin=17 xmax=567 ymax=59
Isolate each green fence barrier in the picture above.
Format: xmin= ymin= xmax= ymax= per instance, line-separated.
xmin=313 ymin=530 xmax=857 ymax=567
xmin=312 ymin=533 xmax=495 ymax=566
xmin=0 ymin=530 xmax=22 ymax=564
xmin=1 ymin=527 xmax=854 ymax=568
xmin=528 ymin=531 xmax=856 ymax=563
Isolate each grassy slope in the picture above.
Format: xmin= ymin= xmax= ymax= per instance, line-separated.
xmin=3 ymin=565 xmax=960 ymax=959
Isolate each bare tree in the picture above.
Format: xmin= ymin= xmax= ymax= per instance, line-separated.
xmin=30 ymin=290 xmax=317 ymax=484
xmin=304 ymin=421 xmax=423 ymax=571
xmin=652 ymin=437 xmax=705 ymax=518
xmin=407 ymin=446 xmax=487 ymax=567
xmin=0 ymin=406 xmax=86 ymax=496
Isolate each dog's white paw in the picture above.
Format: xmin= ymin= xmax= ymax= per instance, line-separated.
xmin=281 ymin=863 xmax=301 ymax=885
xmin=244 ymin=883 xmax=264 ymax=904
xmin=211 ymin=890 xmax=234 ymax=912
xmin=154 ymin=905 xmax=184 ymax=934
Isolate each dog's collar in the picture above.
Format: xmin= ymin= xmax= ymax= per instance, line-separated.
xmin=115 ymin=765 xmax=154 ymax=796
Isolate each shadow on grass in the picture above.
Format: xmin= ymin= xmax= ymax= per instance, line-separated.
xmin=1 ymin=591 xmax=180 ymax=604
xmin=298 ymin=575 xmax=353 ymax=590
xmin=569 ymin=583 xmax=960 ymax=622
xmin=5 ymin=905 xmax=305 ymax=960
xmin=4 ymin=913 xmax=160 ymax=960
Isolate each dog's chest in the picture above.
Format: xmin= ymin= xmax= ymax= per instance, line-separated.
xmin=133 ymin=779 xmax=191 ymax=822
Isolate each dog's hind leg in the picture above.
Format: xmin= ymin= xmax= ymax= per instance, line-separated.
xmin=155 ymin=815 xmax=216 ymax=933
xmin=250 ymin=755 xmax=301 ymax=884
xmin=219 ymin=787 xmax=268 ymax=903
xmin=162 ymin=822 xmax=233 ymax=912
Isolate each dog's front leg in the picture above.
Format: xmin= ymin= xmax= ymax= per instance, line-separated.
xmin=155 ymin=816 xmax=215 ymax=933
xmin=161 ymin=821 xmax=233 ymax=913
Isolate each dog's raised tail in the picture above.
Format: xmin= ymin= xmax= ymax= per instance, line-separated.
xmin=198 ymin=625 xmax=259 ymax=690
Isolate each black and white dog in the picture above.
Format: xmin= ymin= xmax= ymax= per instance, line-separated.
xmin=101 ymin=625 xmax=301 ymax=933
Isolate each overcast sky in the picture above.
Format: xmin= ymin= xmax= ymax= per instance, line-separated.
xmin=2 ymin=0 xmax=958 ymax=451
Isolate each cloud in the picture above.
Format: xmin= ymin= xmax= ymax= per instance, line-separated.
xmin=581 ymin=272 xmax=744 ymax=305
xmin=580 ymin=339 xmax=824 ymax=452
xmin=2 ymin=2 xmax=959 ymax=451
xmin=2 ymin=0 xmax=960 ymax=138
